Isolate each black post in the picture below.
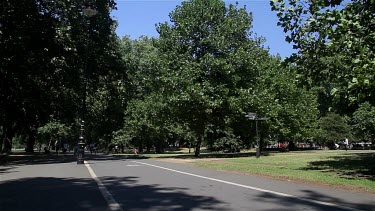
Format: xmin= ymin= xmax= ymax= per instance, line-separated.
xmin=77 ymin=5 xmax=96 ymax=164
xmin=246 ymin=112 xmax=268 ymax=158
xmin=256 ymin=119 xmax=260 ymax=158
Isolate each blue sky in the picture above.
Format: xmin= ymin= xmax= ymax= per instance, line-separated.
xmin=111 ymin=0 xmax=295 ymax=58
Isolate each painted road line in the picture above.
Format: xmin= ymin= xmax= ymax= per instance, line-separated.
xmin=126 ymin=164 xmax=140 ymax=167
xmin=133 ymin=161 xmax=363 ymax=211
xmin=84 ymin=161 xmax=123 ymax=211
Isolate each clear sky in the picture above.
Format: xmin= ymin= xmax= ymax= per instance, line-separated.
xmin=111 ymin=0 xmax=295 ymax=58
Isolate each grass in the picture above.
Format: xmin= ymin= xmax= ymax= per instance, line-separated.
xmin=189 ymin=150 xmax=375 ymax=193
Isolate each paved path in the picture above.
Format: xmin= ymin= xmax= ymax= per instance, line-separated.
xmin=0 ymin=154 xmax=107 ymax=211
xmin=87 ymin=158 xmax=374 ymax=211
xmin=1 ymin=154 xmax=374 ymax=211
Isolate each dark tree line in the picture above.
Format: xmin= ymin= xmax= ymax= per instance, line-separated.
xmin=0 ymin=0 xmax=124 ymax=152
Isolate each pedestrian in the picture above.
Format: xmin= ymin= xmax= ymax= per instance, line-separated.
xmin=134 ymin=147 xmax=138 ymax=155
xmin=55 ymin=140 xmax=60 ymax=155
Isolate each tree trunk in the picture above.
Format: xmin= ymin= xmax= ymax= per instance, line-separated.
xmin=194 ymin=135 xmax=202 ymax=157
xmin=2 ymin=134 xmax=13 ymax=153
xmin=0 ymin=133 xmax=4 ymax=152
xmin=25 ymin=132 xmax=36 ymax=153
xmin=2 ymin=122 xmax=14 ymax=153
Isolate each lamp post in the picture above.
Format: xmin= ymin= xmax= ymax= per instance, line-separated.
xmin=245 ymin=112 xmax=268 ymax=158
xmin=77 ymin=5 xmax=98 ymax=165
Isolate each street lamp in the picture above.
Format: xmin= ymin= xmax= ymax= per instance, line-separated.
xmin=245 ymin=112 xmax=268 ymax=158
xmin=77 ymin=5 xmax=97 ymax=165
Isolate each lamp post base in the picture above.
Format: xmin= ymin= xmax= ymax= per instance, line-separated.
xmin=77 ymin=142 xmax=85 ymax=164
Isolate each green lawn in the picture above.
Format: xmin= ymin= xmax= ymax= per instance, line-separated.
xmin=190 ymin=150 xmax=375 ymax=193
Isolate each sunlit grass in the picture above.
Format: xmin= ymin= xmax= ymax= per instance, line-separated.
xmin=112 ymin=149 xmax=374 ymax=192
xmin=191 ymin=150 xmax=375 ymax=193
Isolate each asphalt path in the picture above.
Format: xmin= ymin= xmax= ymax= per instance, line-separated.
xmin=87 ymin=158 xmax=375 ymax=211
xmin=0 ymin=155 xmax=107 ymax=211
xmin=1 ymin=154 xmax=374 ymax=211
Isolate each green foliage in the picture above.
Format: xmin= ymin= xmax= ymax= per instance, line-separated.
xmin=157 ymin=0 xmax=262 ymax=156
xmin=116 ymin=0 xmax=320 ymax=154
xmin=0 ymin=0 xmax=326 ymax=153
xmin=254 ymin=60 xmax=319 ymax=141
xmin=271 ymin=0 xmax=375 ymax=111
xmin=37 ymin=121 xmax=71 ymax=145
xmin=0 ymin=0 xmax=123 ymax=150
xmin=318 ymin=113 xmax=352 ymax=146
xmin=212 ymin=131 xmax=242 ymax=152
xmin=352 ymin=102 xmax=375 ymax=142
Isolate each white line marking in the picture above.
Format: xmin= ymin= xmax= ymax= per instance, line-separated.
xmin=133 ymin=161 xmax=362 ymax=211
xmin=126 ymin=164 xmax=140 ymax=167
xmin=84 ymin=161 xmax=123 ymax=211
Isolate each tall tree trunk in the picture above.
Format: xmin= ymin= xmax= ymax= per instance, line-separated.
xmin=193 ymin=120 xmax=206 ymax=157
xmin=0 ymin=133 xmax=4 ymax=152
xmin=2 ymin=134 xmax=13 ymax=153
xmin=194 ymin=134 xmax=202 ymax=157
xmin=2 ymin=123 xmax=14 ymax=153
xmin=25 ymin=130 xmax=36 ymax=153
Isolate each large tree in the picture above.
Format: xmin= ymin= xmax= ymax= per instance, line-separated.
xmin=0 ymin=0 xmax=120 ymax=152
xmin=156 ymin=0 xmax=273 ymax=156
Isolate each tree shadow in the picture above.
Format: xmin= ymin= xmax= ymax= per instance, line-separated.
xmin=0 ymin=153 xmax=129 ymax=166
xmin=0 ymin=176 xmax=230 ymax=211
xmin=99 ymin=176 xmax=230 ymax=211
xmin=0 ymin=177 xmax=108 ymax=211
xmin=0 ymin=167 xmax=18 ymax=174
xmin=254 ymin=190 xmax=374 ymax=211
xmin=300 ymin=153 xmax=375 ymax=181
xmin=0 ymin=153 xmax=80 ymax=166
xmin=0 ymin=153 xmax=124 ymax=176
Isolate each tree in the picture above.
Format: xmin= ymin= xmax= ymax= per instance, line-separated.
xmin=318 ymin=113 xmax=352 ymax=148
xmin=37 ymin=121 xmax=72 ymax=149
xmin=352 ymin=102 xmax=375 ymax=143
xmin=255 ymin=59 xmax=319 ymax=143
xmin=117 ymin=36 xmax=171 ymax=152
xmin=157 ymin=0 xmax=265 ymax=156
xmin=0 ymin=0 xmax=120 ymax=152
xmin=271 ymin=0 xmax=375 ymax=112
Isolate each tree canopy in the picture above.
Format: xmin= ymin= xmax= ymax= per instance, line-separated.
xmin=271 ymin=0 xmax=375 ymax=113
xmin=1 ymin=0 xmax=372 ymax=154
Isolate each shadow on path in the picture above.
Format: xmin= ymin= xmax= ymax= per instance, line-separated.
xmin=0 ymin=175 xmax=230 ymax=211
xmin=254 ymin=189 xmax=374 ymax=211
xmin=99 ymin=176 xmax=230 ymax=211
xmin=0 ymin=177 xmax=107 ymax=211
